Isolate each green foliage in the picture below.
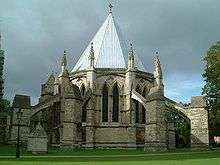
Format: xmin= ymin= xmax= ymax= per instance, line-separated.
xmin=203 ymin=41 xmax=220 ymax=136
xmin=0 ymin=99 xmax=10 ymax=112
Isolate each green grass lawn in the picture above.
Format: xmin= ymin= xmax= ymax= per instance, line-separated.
xmin=1 ymin=145 xmax=220 ymax=165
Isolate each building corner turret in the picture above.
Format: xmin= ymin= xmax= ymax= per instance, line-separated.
xmin=125 ymin=43 xmax=137 ymax=147
xmin=54 ymin=74 xmax=60 ymax=95
xmin=154 ymin=55 xmax=163 ymax=91
xmin=58 ymin=50 xmax=83 ymax=148
xmin=87 ymin=43 xmax=96 ymax=90
xmin=144 ymin=54 xmax=167 ymax=151
xmin=58 ymin=50 xmax=70 ymax=93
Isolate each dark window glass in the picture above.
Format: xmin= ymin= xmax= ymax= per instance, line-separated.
xmin=135 ymin=100 xmax=139 ymax=123
xmin=82 ymin=127 xmax=86 ymax=143
xmin=82 ymin=104 xmax=87 ymax=122
xmin=112 ymin=84 xmax=119 ymax=122
xmin=81 ymin=84 xmax=86 ymax=97
xmin=102 ymin=83 xmax=108 ymax=122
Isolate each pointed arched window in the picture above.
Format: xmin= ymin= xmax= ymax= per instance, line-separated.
xmin=141 ymin=87 xmax=146 ymax=124
xmin=135 ymin=85 xmax=141 ymax=123
xmin=112 ymin=83 xmax=119 ymax=122
xmin=102 ymin=83 xmax=108 ymax=122
xmin=81 ymin=84 xmax=86 ymax=97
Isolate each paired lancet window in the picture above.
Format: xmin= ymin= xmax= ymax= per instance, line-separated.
xmin=102 ymin=83 xmax=119 ymax=122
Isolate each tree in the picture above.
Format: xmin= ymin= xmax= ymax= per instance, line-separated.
xmin=0 ymin=99 xmax=10 ymax=144
xmin=203 ymin=41 xmax=220 ymax=139
xmin=0 ymin=99 xmax=10 ymax=112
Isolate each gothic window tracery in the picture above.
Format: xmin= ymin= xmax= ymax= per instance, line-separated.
xmin=102 ymin=83 xmax=108 ymax=122
xmin=135 ymin=85 xmax=141 ymax=123
xmin=112 ymin=83 xmax=119 ymax=122
xmin=81 ymin=84 xmax=86 ymax=97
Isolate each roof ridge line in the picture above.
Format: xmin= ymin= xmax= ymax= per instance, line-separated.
xmin=94 ymin=13 xmax=112 ymax=67
xmin=112 ymin=15 xmax=127 ymax=67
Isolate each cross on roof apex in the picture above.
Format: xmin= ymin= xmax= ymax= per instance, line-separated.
xmin=109 ymin=3 xmax=113 ymax=13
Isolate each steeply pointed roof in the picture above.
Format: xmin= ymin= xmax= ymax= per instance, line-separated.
xmin=72 ymin=12 xmax=146 ymax=72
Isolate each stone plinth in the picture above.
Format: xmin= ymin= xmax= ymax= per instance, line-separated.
xmin=27 ymin=123 xmax=47 ymax=154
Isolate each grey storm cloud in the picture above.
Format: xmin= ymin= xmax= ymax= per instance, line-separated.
xmin=0 ymin=0 xmax=220 ymax=104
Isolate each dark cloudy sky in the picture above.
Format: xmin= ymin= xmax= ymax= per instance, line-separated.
xmin=0 ymin=0 xmax=220 ymax=105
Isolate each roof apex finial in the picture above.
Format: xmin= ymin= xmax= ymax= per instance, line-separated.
xmin=155 ymin=51 xmax=160 ymax=64
xmin=154 ymin=51 xmax=162 ymax=77
xmin=129 ymin=42 xmax=134 ymax=55
xmin=128 ymin=42 xmax=135 ymax=70
xmin=130 ymin=43 xmax=133 ymax=49
xmin=154 ymin=51 xmax=163 ymax=88
xmin=155 ymin=51 xmax=159 ymax=57
xmin=89 ymin=42 xmax=95 ymax=69
xmin=109 ymin=3 xmax=113 ymax=13
xmin=89 ymin=42 xmax=94 ymax=59
xmin=61 ymin=49 xmax=67 ymax=67
xmin=90 ymin=42 xmax=94 ymax=52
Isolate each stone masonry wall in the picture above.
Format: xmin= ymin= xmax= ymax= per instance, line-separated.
xmin=94 ymin=127 xmax=135 ymax=148
xmin=174 ymin=96 xmax=209 ymax=148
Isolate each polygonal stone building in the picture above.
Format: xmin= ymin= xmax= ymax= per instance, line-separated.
xmin=8 ymin=7 xmax=209 ymax=150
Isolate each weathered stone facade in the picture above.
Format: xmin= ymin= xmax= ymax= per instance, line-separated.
xmin=8 ymin=95 xmax=31 ymax=144
xmin=6 ymin=9 xmax=209 ymax=151
xmin=7 ymin=59 xmax=209 ymax=150
xmin=165 ymin=96 xmax=209 ymax=148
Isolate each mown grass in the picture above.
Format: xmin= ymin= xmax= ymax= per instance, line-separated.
xmin=0 ymin=145 xmax=208 ymax=156
xmin=0 ymin=145 xmax=220 ymax=165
